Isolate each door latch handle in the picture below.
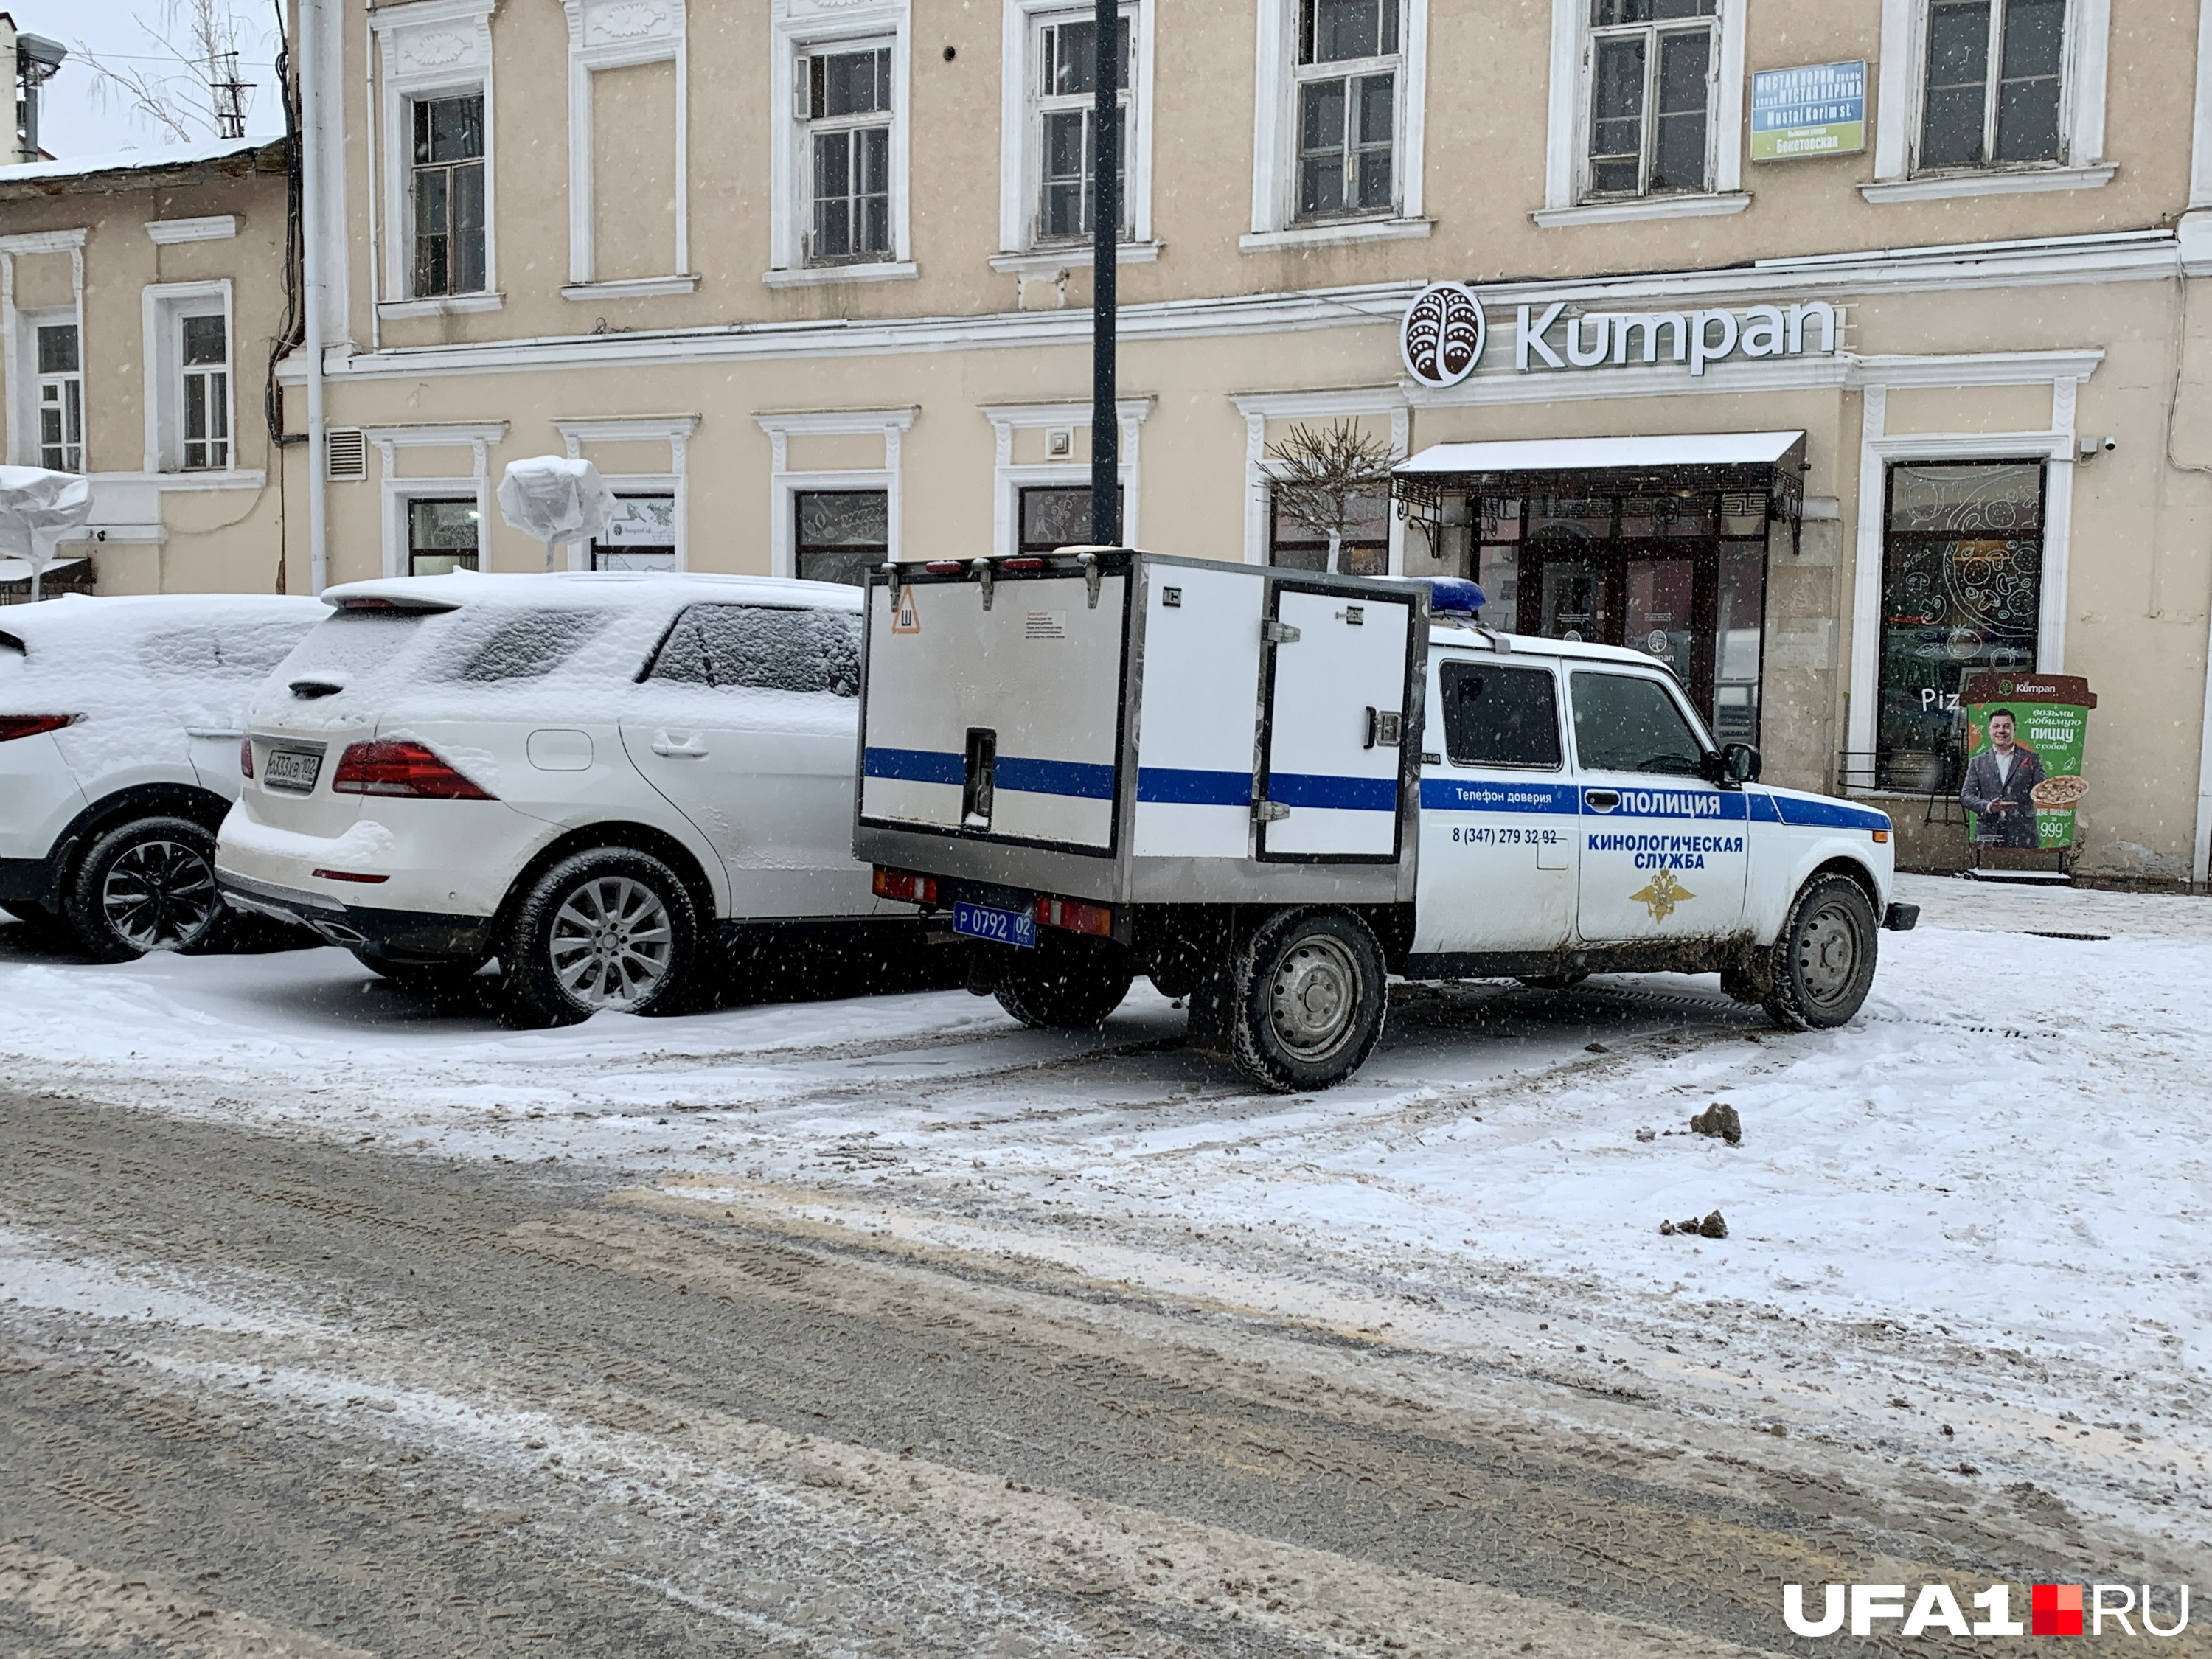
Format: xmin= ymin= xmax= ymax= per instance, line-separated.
xmin=1586 ymin=789 xmax=1619 ymax=810
xmin=1262 ymin=619 xmax=1301 ymax=644
xmin=1253 ymin=799 xmax=1291 ymax=823
xmin=651 ymin=734 xmax=708 ymax=758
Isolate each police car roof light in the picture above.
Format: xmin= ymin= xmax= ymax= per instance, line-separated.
xmin=1425 ymin=577 xmax=1486 ymax=616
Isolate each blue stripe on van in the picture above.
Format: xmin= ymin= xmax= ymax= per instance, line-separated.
xmin=1268 ymin=772 xmax=1399 ymax=813
xmin=995 ymin=756 xmax=1116 ymax=800
xmin=864 ymin=746 xmax=964 ymax=787
xmin=1137 ymin=767 xmax=1252 ymax=806
xmin=1764 ymin=790 xmax=1892 ymax=832
xmin=1420 ymin=779 xmax=1579 ymax=815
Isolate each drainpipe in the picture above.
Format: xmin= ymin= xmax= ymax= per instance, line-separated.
xmin=301 ymin=0 xmax=329 ymax=594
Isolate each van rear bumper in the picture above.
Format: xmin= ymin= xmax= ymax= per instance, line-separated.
xmin=219 ymin=870 xmax=495 ymax=960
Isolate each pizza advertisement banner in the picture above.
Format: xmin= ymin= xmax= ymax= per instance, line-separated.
xmin=1959 ymin=674 xmax=2096 ymax=851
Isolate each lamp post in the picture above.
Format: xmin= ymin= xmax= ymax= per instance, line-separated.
xmin=1088 ymin=0 xmax=1119 ymax=547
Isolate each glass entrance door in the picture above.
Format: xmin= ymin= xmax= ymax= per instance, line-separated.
xmin=1521 ymin=547 xmax=1717 ymax=713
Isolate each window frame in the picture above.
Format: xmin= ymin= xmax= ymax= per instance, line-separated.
xmin=1912 ymin=0 xmax=2071 ymax=173
xmin=406 ymin=495 xmax=484 ymax=577
xmin=1580 ymin=0 xmax=1721 ymax=201
xmin=1248 ymin=0 xmax=1424 ymax=237
xmin=796 ymin=40 xmax=897 ymax=266
xmin=177 ymin=310 xmax=232 ymax=472
xmin=999 ymin=0 xmax=1155 ymax=260
xmin=1026 ymin=7 xmax=1134 ymax=247
xmin=31 ymin=316 xmax=83 ymax=474
xmin=1292 ymin=0 xmax=1404 ymax=223
xmin=1566 ymin=667 xmax=1715 ymax=777
xmin=769 ymin=4 xmax=912 ymax=282
xmin=793 ymin=487 xmax=890 ymax=585
xmin=142 ymin=280 xmax=236 ymax=476
xmin=407 ymin=91 xmax=489 ymax=299
xmin=1436 ymin=657 xmax=1565 ymax=772
xmin=372 ymin=0 xmax=498 ymax=312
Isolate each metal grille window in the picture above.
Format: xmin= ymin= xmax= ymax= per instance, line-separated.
xmin=408 ymin=498 xmax=481 ymax=577
xmin=411 ymin=94 xmax=487 ymax=296
xmin=797 ymin=45 xmax=891 ymax=263
xmin=35 ymin=323 xmax=82 ymax=473
xmin=794 ymin=490 xmax=888 ymax=587
xmin=1875 ymin=461 xmax=2044 ymax=785
xmin=1919 ymin=0 xmax=2067 ymax=170
xmin=180 ymin=313 xmax=229 ymax=471
xmin=1033 ymin=13 xmax=1131 ymax=243
xmin=1586 ymin=0 xmax=1717 ymax=198
xmin=1295 ymin=0 xmax=1399 ymax=219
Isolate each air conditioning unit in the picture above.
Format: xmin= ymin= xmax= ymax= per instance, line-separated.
xmin=326 ymin=427 xmax=366 ymax=481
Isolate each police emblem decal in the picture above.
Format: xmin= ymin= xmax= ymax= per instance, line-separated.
xmin=1632 ymin=869 xmax=1694 ymax=922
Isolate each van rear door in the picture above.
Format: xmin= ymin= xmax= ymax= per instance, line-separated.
xmin=1256 ymin=583 xmax=1417 ymax=861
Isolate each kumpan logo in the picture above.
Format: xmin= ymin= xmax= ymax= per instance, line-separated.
xmin=1784 ymin=1583 xmax=2191 ymax=1638
xmin=1399 ymin=282 xmax=1487 ymax=389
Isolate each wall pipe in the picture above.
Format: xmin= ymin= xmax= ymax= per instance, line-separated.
xmin=301 ymin=0 xmax=329 ymax=594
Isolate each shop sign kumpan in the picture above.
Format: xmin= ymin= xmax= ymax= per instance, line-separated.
xmin=1959 ymin=672 xmax=2096 ymax=852
xmin=1397 ymin=284 xmax=1841 ymax=389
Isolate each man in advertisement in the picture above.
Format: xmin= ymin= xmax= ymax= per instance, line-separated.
xmin=1960 ymin=708 xmax=2047 ymax=848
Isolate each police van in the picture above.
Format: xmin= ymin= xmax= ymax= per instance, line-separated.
xmin=855 ymin=549 xmax=1915 ymax=1092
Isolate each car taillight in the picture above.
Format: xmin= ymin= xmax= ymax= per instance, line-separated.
xmin=1037 ymin=895 xmax=1113 ymax=937
xmin=332 ymin=740 xmax=495 ymax=799
xmin=0 ymin=714 xmax=80 ymax=742
xmin=240 ymin=737 xmax=255 ymax=779
xmin=873 ymin=868 xmax=938 ymax=905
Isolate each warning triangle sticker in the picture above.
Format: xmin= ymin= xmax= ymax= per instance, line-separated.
xmin=892 ymin=585 xmax=921 ymax=634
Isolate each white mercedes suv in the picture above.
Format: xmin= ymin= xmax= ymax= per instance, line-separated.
xmin=216 ymin=571 xmax=909 ymax=1026
xmin=0 ymin=593 xmax=325 ymax=959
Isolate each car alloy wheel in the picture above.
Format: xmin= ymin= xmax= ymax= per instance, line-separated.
xmin=547 ymin=874 xmax=675 ymax=1009
xmin=100 ymin=837 xmax=220 ymax=953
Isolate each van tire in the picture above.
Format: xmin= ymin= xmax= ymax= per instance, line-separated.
xmin=994 ymin=934 xmax=1134 ymax=1029
xmin=61 ymin=815 xmax=229 ymax=962
xmin=1227 ymin=908 xmax=1388 ymax=1093
xmin=498 ymin=847 xmax=699 ymax=1029
xmin=1762 ymin=874 xmax=1879 ymax=1032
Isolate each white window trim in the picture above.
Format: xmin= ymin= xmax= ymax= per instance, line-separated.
xmin=563 ymin=0 xmax=689 ymax=291
xmin=1844 ymin=379 xmax=2082 ymax=767
xmin=554 ymin=414 xmax=698 ymax=570
xmin=997 ymin=0 xmax=1156 ymax=259
xmin=1230 ymin=389 xmax=1407 ymax=570
xmin=141 ymin=280 xmax=235 ymax=476
xmin=1868 ymin=0 xmax=2110 ymax=200
xmin=754 ymin=406 xmax=914 ymax=577
xmin=363 ymin=421 xmax=509 ymax=578
xmin=769 ymin=0 xmax=912 ymax=282
xmin=1249 ymin=0 xmax=1427 ymax=237
xmin=0 ymin=229 xmax=86 ymax=469
xmin=981 ymin=398 xmax=1150 ymax=560
xmin=1540 ymin=0 xmax=1744 ymax=220
xmin=18 ymin=305 xmax=83 ymax=473
xmin=371 ymin=0 xmax=498 ymax=305
xmin=145 ymin=215 xmax=238 ymax=245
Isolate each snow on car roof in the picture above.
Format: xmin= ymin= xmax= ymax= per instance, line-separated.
xmin=323 ymin=570 xmax=863 ymax=612
xmin=1426 ymin=620 xmax=1663 ymax=669
xmin=0 ymin=591 xmax=324 ymax=647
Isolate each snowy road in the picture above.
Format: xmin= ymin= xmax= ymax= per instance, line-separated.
xmin=1 ymin=874 xmax=2208 ymax=1652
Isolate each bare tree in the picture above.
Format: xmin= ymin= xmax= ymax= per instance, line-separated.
xmin=73 ymin=0 xmax=264 ymax=146
xmin=1263 ymin=418 xmax=1399 ymax=575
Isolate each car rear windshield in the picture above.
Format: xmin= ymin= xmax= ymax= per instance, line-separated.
xmin=276 ymin=606 xmax=436 ymax=692
xmin=647 ymin=604 xmax=861 ymax=696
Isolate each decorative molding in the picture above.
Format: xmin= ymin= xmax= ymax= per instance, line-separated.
xmin=1859 ymin=164 xmax=2115 ymax=204
xmin=978 ymin=398 xmax=1153 ymax=428
xmin=145 ymin=215 xmax=238 ymax=245
xmin=555 ymin=414 xmax=701 ymax=445
xmin=754 ymin=407 xmax=913 ymax=576
xmin=377 ymin=293 xmax=507 ymax=319
xmin=768 ymin=0 xmax=912 ymax=278
xmin=560 ymin=274 xmax=700 ymax=300
xmin=372 ymin=0 xmax=498 ymax=305
xmin=998 ymin=0 xmax=1158 ymax=257
xmin=761 ymin=260 xmax=919 ymax=288
xmin=563 ymin=0 xmax=688 ymax=288
xmin=140 ymin=279 xmax=233 ymax=474
xmin=1249 ymin=0 xmax=1427 ymax=234
xmin=1231 ymin=391 xmax=1408 ymax=568
xmin=1533 ymin=192 xmax=1750 ymax=229
xmin=554 ymin=414 xmax=695 ymax=570
xmin=0 ymin=229 xmax=86 ymax=255
xmin=1544 ymin=0 xmax=1745 ymax=211
xmin=1238 ymin=218 xmax=1431 ymax=254
xmin=985 ymin=400 xmax=1144 ymax=558
xmin=990 ymin=241 xmax=1162 ymax=275
xmin=360 ymin=421 xmax=510 ymax=448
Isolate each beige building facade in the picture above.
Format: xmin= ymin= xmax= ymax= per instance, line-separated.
xmin=187 ymin=0 xmax=2212 ymax=886
xmin=0 ymin=139 xmax=292 ymax=597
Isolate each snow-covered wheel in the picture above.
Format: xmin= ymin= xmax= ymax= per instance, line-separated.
xmin=1762 ymin=873 xmax=1879 ymax=1032
xmin=1225 ymin=908 xmax=1388 ymax=1093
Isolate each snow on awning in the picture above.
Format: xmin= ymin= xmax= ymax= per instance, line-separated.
xmin=1394 ymin=430 xmax=1806 ymax=478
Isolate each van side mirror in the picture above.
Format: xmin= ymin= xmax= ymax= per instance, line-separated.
xmin=1721 ymin=742 xmax=1761 ymax=785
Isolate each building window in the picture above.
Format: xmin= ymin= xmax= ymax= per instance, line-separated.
xmin=1269 ymin=490 xmax=1389 ymax=577
xmin=1019 ymin=484 xmax=1121 ymax=552
xmin=411 ymin=93 xmax=487 ymax=296
xmin=408 ymin=498 xmax=481 ymax=576
xmin=797 ymin=44 xmax=892 ymax=264
xmin=592 ymin=495 xmax=677 ymax=571
xmin=1918 ymin=0 xmax=2066 ymax=170
xmin=35 ymin=323 xmax=82 ymax=473
xmin=794 ymin=490 xmax=888 ymax=586
xmin=1586 ymin=0 xmax=1717 ymax=198
xmin=1031 ymin=11 xmax=1131 ymax=243
xmin=1294 ymin=0 xmax=1399 ymax=219
xmin=1875 ymin=461 xmax=2045 ymax=786
xmin=179 ymin=313 xmax=229 ymax=471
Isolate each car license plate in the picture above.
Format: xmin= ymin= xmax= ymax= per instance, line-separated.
xmin=951 ymin=900 xmax=1036 ymax=949
xmin=263 ymin=747 xmax=323 ymax=794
